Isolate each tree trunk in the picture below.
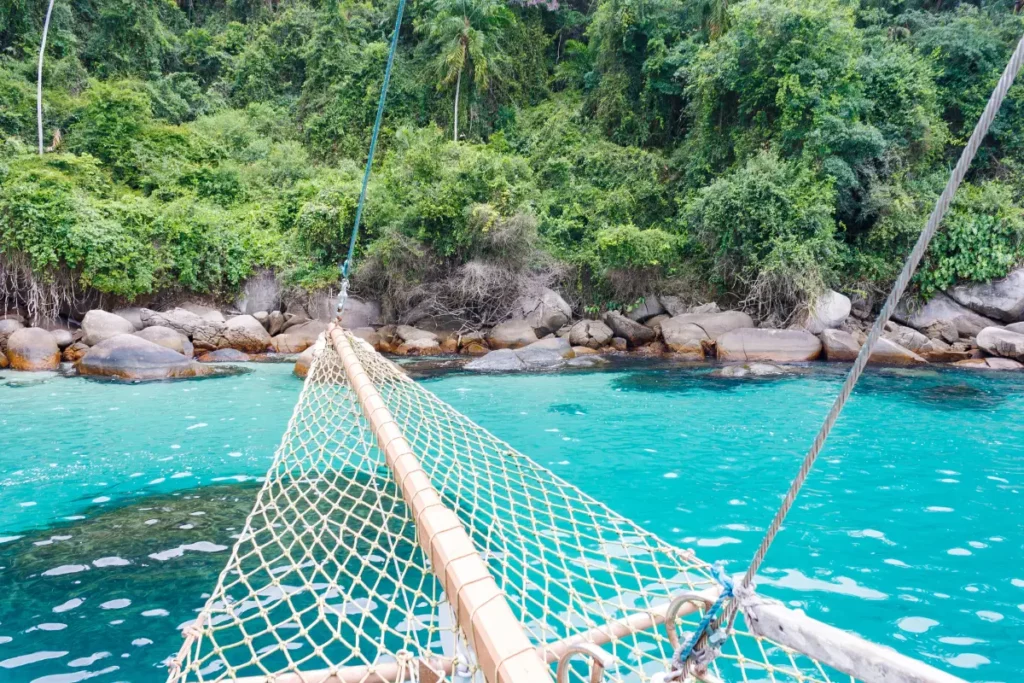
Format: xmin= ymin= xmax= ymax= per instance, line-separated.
xmin=453 ymin=68 xmax=461 ymax=142
xmin=37 ymin=0 xmax=56 ymax=156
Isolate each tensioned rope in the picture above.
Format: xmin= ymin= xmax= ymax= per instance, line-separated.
xmin=338 ymin=0 xmax=407 ymax=301
xmin=712 ymin=31 xmax=1024 ymax=637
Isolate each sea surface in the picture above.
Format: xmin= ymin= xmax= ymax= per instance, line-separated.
xmin=1 ymin=360 xmax=1022 ymax=681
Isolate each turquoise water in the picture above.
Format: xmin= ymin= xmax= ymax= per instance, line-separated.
xmin=1 ymin=361 xmax=1022 ymax=681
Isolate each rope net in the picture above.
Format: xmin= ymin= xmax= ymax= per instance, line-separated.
xmin=168 ymin=331 xmax=854 ymax=683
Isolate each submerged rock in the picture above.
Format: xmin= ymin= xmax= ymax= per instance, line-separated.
xmin=522 ymin=337 xmax=573 ymax=358
xmin=714 ymin=363 xmax=787 ymax=378
xmin=465 ymin=348 xmax=526 ymax=372
xmin=82 ymin=309 xmax=135 ymax=346
xmin=716 ymin=328 xmax=822 ymax=362
xmin=77 ymin=334 xmax=219 ymax=381
xmin=6 ymin=327 xmax=60 ymax=371
xmin=954 ymin=357 xmax=1023 ymax=371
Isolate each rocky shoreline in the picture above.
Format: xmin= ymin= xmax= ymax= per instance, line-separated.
xmin=4 ymin=270 xmax=1024 ymax=380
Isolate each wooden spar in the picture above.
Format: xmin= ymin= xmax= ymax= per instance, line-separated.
xmin=329 ymin=326 xmax=552 ymax=683
xmin=231 ymin=587 xmax=720 ymax=683
xmin=742 ymin=594 xmax=968 ymax=683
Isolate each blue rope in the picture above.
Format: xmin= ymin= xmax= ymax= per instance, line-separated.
xmin=341 ymin=0 xmax=408 ymax=280
xmin=672 ymin=563 xmax=734 ymax=668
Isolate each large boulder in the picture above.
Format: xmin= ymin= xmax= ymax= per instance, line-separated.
xmin=821 ymin=329 xmax=929 ymax=365
xmin=270 ymin=320 xmax=328 ymax=353
xmin=820 ymin=329 xmax=861 ymax=361
xmin=112 ymin=307 xmax=144 ymax=331
xmin=77 ymin=334 xmax=215 ymax=381
xmin=868 ymin=337 xmax=928 ymax=365
xmin=716 ymin=328 xmax=822 ymax=362
xmin=797 ymin=290 xmax=851 ymax=333
xmin=222 ymin=315 xmax=272 ymax=353
xmin=47 ymin=328 xmax=75 ymax=350
xmin=395 ymin=338 xmax=442 ymax=356
xmin=626 ymin=295 xmax=664 ymax=323
xmin=658 ymin=295 xmax=688 ymax=317
xmin=198 ymin=348 xmax=252 ymax=363
xmin=894 ymin=292 xmax=998 ymax=338
xmin=513 ymin=288 xmax=572 ymax=335
xmin=235 ymin=270 xmax=282 ymax=315
xmin=140 ymin=308 xmax=219 ymax=343
xmin=6 ymin=328 xmax=60 ymax=371
xmin=949 ymin=268 xmax=1024 ymax=322
xmin=519 ymin=337 xmax=573 ymax=359
xmin=661 ymin=311 xmax=754 ymax=357
xmin=488 ymin=320 xmax=539 ymax=349
xmin=882 ymin=322 xmax=930 ymax=352
xmin=268 ymin=310 xmax=285 ymax=336
xmin=82 ymin=309 xmax=136 ymax=346
xmin=136 ymin=326 xmax=193 ymax=357
xmin=339 ymin=297 xmax=382 ymax=329
xmin=568 ymin=320 xmax=613 ymax=349
xmin=396 ymin=325 xmax=438 ymax=344
xmin=976 ymin=326 xmax=1024 ymax=360
xmin=294 ymin=346 xmax=317 ymax=378
xmin=0 ymin=318 xmax=25 ymax=352
xmin=180 ymin=303 xmax=225 ymax=323
xmin=602 ymin=311 xmax=656 ymax=348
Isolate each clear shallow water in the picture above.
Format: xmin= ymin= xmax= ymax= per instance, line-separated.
xmin=1 ymin=361 xmax=1023 ymax=681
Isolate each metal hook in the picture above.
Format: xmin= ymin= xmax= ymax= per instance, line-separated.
xmin=663 ymin=591 xmax=716 ymax=651
xmin=555 ymin=642 xmax=617 ymax=683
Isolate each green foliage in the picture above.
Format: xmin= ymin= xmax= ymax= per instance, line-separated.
xmin=684 ymin=151 xmax=838 ymax=320
xmin=4 ymin=0 xmax=1024 ymax=318
xmin=918 ymin=182 xmax=1024 ymax=298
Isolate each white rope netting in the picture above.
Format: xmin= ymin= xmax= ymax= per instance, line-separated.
xmin=168 ymin=331 xmax=854 ymax=683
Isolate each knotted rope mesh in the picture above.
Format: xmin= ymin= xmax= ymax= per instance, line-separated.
xmin=168 ymin=331 xmax=853 ymax=683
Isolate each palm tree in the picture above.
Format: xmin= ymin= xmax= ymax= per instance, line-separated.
xmin=416 ymin=0 xmax=513 ymax=141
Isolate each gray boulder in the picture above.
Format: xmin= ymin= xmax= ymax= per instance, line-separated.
xmin=894 ymin=292 xmax=997 ymax=338
xmin=867 ymin=338 xmax=928 ymax=365
xmin=568 ymin=320 xmax=613 ymax=349
xmin=883 ymin=322 xmax=930 ymax=352
xmin=6 ymin=328 xmax=60 ymax=371
xmin=0 ymin=318 xmax=25 ymax=353
xmin=222 ymin=315 xmax=272 ymax=353
xmin=339 ymin=297 xmax=382 ymax=328
xmin=268 ymin=310 xmax=285 ymax=336
xmin=797 ymin=290 xmax=851 ymax=334
xmin=687 ymin=302 xmax=721 ymax=315
xmin=180 ymin=303 xmax=226 ymax=323
xmin=515 ymin=346 xmax=566 ymax=369
xmin=140 ymin=307 xmax=216 ymax=340
xmin=488 ymin=320 xmax=539 ymax=349
xmin=949 ymin=268 xmax=1024 ymax=322
xmin=820 ymin=329 xmax=861 ymax=361
xmin=1007 ymin=321 xmax=1024 ymax=335
xmin=658 ymin=295 xmax=688 ymax=316
xmin=270 ymin=320 xmax=328 ymax=353
xmin=717 ymin=328 xmax=822 ymax=362
xmin=977 ymin=326 xmax=1024 ymax=360
xmin=465 ymin=349 xmax=527 ymax=372
xmin=77 ymin=334 xmax=216 ymax=381
xmin=602 ymin=311 xmax=656 ymax=347
xmin=136 ymin=326 xmax=193 ymax=357
xmin=514 ymin=288 xmax=572 ymax=335
xmin=661 ymin=311 xmax=754 ymax=357
xmin=351 ymin=327 xmax=381 ymax=348
xmin=198 ymin=348 xmax=251 ymax=363
xmin=83 ymin=309 xmax=136 ymax=346
xmin=47 ymin=328 xmax=75 ymax=350
xmin=112 ymin=307 xmax=145 ymax=331
xmin=396 ymin=325 xmax=438 ymax=344
xmin=626 ymin=295 xmax=664 ymax=322
xmin=253 ymin=311 xmax=270 ymax=328
xmin=235 ymin=270 xmax=282 ymax=315
xmin=519 ymin=337 xmax=573 ymax=359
